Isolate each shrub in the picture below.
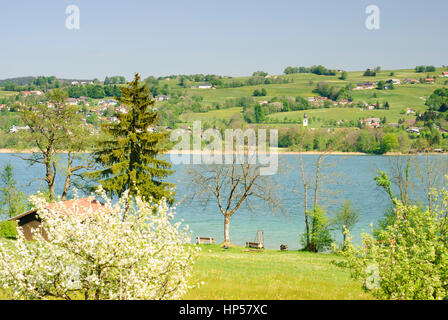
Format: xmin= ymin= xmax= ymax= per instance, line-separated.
xmin=0 ymin=220 xmax=18 ymax=239
xmin=300 ymin=207 xmax=333 ymax=252
xmin=340 ymin=190 xmax=448 ymax=300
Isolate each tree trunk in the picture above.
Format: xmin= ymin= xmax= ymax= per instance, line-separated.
xmin=304 ymin=186 xmax=310 ymax=249
xmin=45 ymin=158 xmax=56 ymax=201
xmin=342 ymin=232 xmax=347 ymax=251
xmin=62 ymin=153 xmax=74 ymax=201
xmin=224 ymin=215 xmax=230 ymax=244
xmin=61 ymin=175 xmax=70 ymax=201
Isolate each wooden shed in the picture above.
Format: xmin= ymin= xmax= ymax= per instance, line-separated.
xmin=9 ymin=198 xmax=103 ymax=241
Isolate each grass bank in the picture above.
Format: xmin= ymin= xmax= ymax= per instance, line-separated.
xmin=184 ymin=244 xmax=372 ymax=300
xmin=0 ymin=241 xmax=372 ymax=300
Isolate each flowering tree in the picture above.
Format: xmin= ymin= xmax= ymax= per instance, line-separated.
xmin=340 ymin=188 xmax=448 ymax=300
xmin=0 ymin=188 xmax=200 ymax=300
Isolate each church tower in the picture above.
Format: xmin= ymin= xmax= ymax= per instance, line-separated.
xmin=303 ymin=113 xmax=308 ymax=127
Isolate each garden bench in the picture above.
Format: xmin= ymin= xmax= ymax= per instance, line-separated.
xmin=196 ymin=237 xmax=215 ymax=244
xmin=246 ymin=241 xmax=264 ymax=249
xmin=246 ymin=230 xmax=264 ymax=249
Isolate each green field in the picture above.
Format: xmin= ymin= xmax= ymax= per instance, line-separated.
xmin=180 ymin=107 xmax=242 ymax=123
xmin=160 ymin=67 xmax=447 ymax=128
xmin=0 ymin=91 xmax=17 ymax=98
xmin=0 ymin=243 xmax=372 ymax=300
xmin=184 ymin=245 xmax=371 ymax=300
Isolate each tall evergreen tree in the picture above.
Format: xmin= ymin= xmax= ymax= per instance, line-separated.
xmin=0 ymin=163 xmax=26 ymax=218
xmin=255 ymin=104 xmax=265 ymax=123
xmin=89 ymin=73 xmax=174 ymax=204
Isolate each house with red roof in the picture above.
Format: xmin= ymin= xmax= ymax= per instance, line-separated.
xmin=9 ymin=198 xmax=104 ymax=241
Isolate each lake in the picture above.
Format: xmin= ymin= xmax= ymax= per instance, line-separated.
xmin=0 ymin=153 xmax=443 ymax=249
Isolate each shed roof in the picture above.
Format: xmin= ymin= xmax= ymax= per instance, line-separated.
xmin=9 ymin=198 xmax=103 ymax=221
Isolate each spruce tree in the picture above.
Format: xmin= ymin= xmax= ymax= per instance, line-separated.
xmin=89 ymin=73 xmax=174 ymax=204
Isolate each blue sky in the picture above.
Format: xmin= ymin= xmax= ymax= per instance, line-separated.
xmin=0 ymin=0 xmax=447 ymax=80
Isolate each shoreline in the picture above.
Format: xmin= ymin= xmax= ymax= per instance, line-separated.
xmin=0 ymin=148 xmax=446 ymax=156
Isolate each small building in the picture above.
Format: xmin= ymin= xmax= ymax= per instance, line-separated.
xmin=387 ymin=79 xmax=401 ymax=85
xmin=20 ymin=90 xmax=44 ymax=96
xmin=9 ymin=125 xmax=30 ymax=133
xmin=407 ymin=127 xmax=420 ymax=135
xmin=406 ymin=108 xmax=416 ymax=115
xmin=426 ymin=78 xmax=435 ymax=84
xmin=360 ymin=118 xmax=381 ymax=128
xmin=441 ymin=72 xmax=448 ymax=78
xmin=156 ymin=95 xmax=170 ymax=101
xmin=115 ymin=105 xmax=128 ymax=114
xmin=337 ymin=99 xmax=351 ymax=105
xmin=9 ymin=198 xmax=103 ymax=241
xmin=437 ymin=127 xmax=448 ymax=134
xmin=198 ymin=83 xmax=213 ymax=89
xmin=354 ymin=82 xmax=375 ymax=90
xmin=67 ymin=98 xmax=79 ymax=105
xmin=105 ymin=99 xmax=118 ymax=106
xmin=403 ymin=78 xmax=419 ymax=84
xmin=303 ymin=113 xmax=308 ymax=127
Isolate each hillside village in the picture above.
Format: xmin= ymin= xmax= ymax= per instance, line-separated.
xmin=1 ymin=65 xmax=448 ymax=153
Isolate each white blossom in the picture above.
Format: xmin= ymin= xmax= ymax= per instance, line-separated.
xmin=0 ymin=188 xmax=200 ymax=300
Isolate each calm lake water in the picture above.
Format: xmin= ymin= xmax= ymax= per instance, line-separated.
xmin=0 ymin=153 xmax=443 ymax=249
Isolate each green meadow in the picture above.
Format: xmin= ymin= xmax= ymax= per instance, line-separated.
xmin=184 ymin=245 xmax=371 ymax=300
xmin=161 ymin=67 xmax=447 ymax=127
xmin=0 ymin=242 xmax=371 ymax=300
xmin=0 ymin=91 xmax=17 ymax=98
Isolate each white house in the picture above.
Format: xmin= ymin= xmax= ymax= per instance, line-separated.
xmin=20 ymin=90 xmax=44 ymax=96
xmin=156 ymin=95 xmax=170 ymax=101
xmin=407 ymin=127 xmax=420 ymax=135
xmin=9 ymin=125 xmax=30 ymax=134
xmin=198 ymin=83 xmax=213 ymax=89
xmin=360 ymin=118 xmax=381 ymax=128
xmin=67 ymin=98 xmax=79 ymax=106
xmin=387 ymin=79 xmax=401 ymax=85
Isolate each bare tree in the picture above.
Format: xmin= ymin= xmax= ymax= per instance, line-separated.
xmin=387 ymin=155 xmax=413 ymax=206
xmin=415 ymin=154 xmax=448 ymax=210
xmin=380 ymin=154 xmax=448 ymax=210
xmin=17 ymin=89 xmax=92 ymax=200
xmin=186 ymin=160 xmax=280 ymax=246
xmin=293 ymin=133 xmax=343 ymax=251
xmin=296 ymin=153 xmax=333 ymax=251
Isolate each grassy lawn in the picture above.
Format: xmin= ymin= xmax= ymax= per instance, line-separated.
xmin=184 ymin=244 xmax=372 ymax=300
xmin=0 ymin=242 xmax=371 ymax=300
xmin=179 ymin=107 xmax=242 ymax=123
